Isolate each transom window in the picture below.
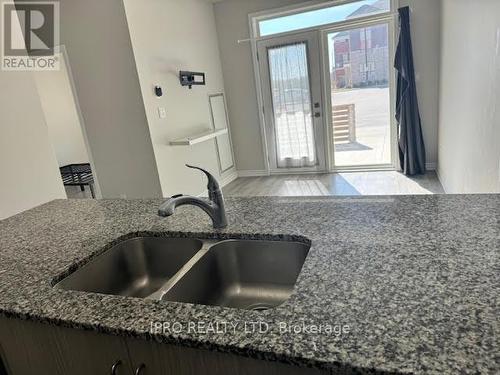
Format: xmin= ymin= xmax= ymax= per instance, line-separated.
xmin=258 ymin=0 xmax=391 ymax=37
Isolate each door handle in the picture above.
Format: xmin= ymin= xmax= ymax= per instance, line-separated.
xmin=135 ymin=363 xmax=146 ymax=375
xmin=111 ymin=360 xmax=122 ymax=375
xmin=314 ymin=102 xmax=320 ymax=108
xmin=314 ymin=112 xmax=321 ymax=118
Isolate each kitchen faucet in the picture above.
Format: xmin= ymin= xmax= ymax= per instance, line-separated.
xmin=158 ymin=165 xmax=227 ymax=229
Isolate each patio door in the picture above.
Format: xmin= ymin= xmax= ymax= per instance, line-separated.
xmin=258 ymin=31 xmax=326 ymax=172
xmin=324 ymin=19 xmax=396 ymax=170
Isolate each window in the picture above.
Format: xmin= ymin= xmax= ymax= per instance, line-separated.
xmin=258 ymin=0 xmax=391 ymax=37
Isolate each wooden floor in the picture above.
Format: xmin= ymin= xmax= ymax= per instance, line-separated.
xmin=223 ymin=171 xmax=445 ymax=197
xmin=65 ymin=172 xmax=445 ymax=199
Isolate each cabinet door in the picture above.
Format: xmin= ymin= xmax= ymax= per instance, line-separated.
xmin=126 ymin=337 xmax=329 ymax=375
xmin=0 ymin=317 xmax=132 ymax=375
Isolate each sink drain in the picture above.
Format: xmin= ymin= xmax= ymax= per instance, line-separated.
xmin=246 ymin=303 xmax=273 ymax=312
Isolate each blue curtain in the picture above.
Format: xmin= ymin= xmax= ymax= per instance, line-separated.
xmin=395 ymin=7 xmax=426 ymax=175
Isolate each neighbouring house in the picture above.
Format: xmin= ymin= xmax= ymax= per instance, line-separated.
xmin=331 ymin=1 xmax=390 ymax=89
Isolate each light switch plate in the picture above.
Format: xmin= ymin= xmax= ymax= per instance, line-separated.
xmin=498 ymin=158 xmax=500 ymax=183
xmin=158 ymin=107 xmax=167 ymax=119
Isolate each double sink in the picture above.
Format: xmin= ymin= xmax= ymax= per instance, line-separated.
xmin=55 ymin=236 xmax=310 ymax=311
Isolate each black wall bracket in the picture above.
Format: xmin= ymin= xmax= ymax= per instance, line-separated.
xmin=179 ymin=71 xmax=206 ymax=89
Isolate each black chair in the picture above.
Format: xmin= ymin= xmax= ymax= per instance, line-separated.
xmin=59 ymin=163 xmax=95 ymax=198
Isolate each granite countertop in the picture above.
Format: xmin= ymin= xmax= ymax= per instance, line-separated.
xmin=0 ymin=196 xmax=498 ymax=374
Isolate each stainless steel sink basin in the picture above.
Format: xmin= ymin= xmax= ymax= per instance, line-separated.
xmin=161 ymin=240 xmax=310 ymax=310
xmin=55 ymin=237 xmax=203 ymax=298
xmin=55 ymin=235 xmax=310 ymax=311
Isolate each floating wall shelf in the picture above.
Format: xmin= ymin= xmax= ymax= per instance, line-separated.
xmin=169 ymin=128 xmax=228 ymax=146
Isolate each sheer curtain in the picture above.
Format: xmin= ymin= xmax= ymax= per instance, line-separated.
xmin=268 ymin=43 xmax=317 ymax=168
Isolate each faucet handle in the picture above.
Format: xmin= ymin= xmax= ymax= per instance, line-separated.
xmin=186 ymin=164 xmax=220 ymax=192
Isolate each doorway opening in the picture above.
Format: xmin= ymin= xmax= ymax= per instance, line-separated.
xmin=252 ymin=0 xmax=397 ymax=174
xmin=33 ymin=47 xmax=99 ymax=199
xmin=326 ymin=20 xmax=394 ymax=169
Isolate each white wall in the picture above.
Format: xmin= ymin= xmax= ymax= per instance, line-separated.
xmin=123 ymin=0 xmax=236 ymax=197
xmin=438 ymin=0 xmax=500 ymax=193
xmin=30 ymin=0 xmax=164 ymax=199
xmin=34 ymin=54 xmax=90 ymax=167
xmin=0 ymin=69 xmax=66 ymax=220
xmin=213 ymin=0 xmax=441 ymax=172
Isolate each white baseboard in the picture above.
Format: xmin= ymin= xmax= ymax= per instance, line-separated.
xmin=435 ymin=165 xmax=448 ymax=194
xmin=220 ymin=169 xmax=239 ymax=187
xmin=237 ymin=170 xmax=270 ymax=177
xmin=237 ymin=165 xmax=437 ymax=178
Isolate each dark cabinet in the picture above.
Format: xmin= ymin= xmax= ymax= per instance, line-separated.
xmin=0 ymin=317 xmax=329 ymax=375
xmin=0 ymin=317 xmax=132 ymax=375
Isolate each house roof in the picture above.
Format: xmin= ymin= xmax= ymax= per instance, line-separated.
xmin=332 ymin=0 xmax=389 ymax=39
xmin=347 ymin=4 xmax=380 ymax=19
xmin=346 ymin=0 xmax=390 ymax=19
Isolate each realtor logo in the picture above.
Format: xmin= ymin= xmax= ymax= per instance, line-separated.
xmin=2 ymin=1 xmax=59 ymax=70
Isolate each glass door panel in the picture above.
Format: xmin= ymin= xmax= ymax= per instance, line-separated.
xmin=268 ymin=43 xmax=316 ymax=168
xmin=327 ymin=22 xmax=393 ymax=168
xmin=258 ymin=31 xmax=326 ymax=172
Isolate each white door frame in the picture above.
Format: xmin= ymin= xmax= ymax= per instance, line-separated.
xmin=320 ymin=15 xmax=399 ymax=172
xmin=248 ymin=0 xmax=399 ymax=175
xmin=257 ymin=31 xmax=327 ymax=174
